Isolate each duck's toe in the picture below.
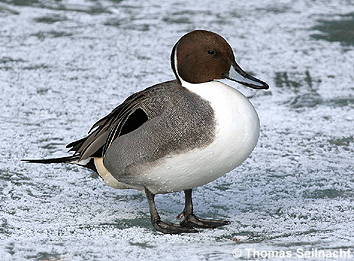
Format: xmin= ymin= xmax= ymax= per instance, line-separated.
xmin=153 ymin=219 xmax=199 ymax=234
xmin=180 ymin=214 xmax=230 ymax=229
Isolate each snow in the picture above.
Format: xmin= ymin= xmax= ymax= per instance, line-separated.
xmin=0 ymin=0 xmax=353 ymax=260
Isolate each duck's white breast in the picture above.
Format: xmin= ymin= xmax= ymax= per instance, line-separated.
xmin=144 ymin=81 xmax=260 ymax=194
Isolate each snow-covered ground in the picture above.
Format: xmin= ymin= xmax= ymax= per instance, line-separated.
xmin=0 ymin=0 xmax=353 ymax=260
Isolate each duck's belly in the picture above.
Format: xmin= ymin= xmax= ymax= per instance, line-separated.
xmin=143 ymin=81 xmax=260 ymax=194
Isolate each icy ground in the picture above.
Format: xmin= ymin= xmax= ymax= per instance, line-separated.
xmin=0 ymin=0 xmax=353 ymax=260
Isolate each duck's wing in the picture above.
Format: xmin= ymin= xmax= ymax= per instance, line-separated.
xmin=66 ymin=80 xmax=179 ymax=161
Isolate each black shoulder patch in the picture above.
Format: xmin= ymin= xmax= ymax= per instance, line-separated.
xmin=120 ymin=108 xmax=148 ymax=136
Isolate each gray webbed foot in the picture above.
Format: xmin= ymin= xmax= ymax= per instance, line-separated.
xmin=180 ymin=213 xmax=230 ymax=228
xmin=145 ymin=187 xmax=198 ymax=234
xmin=152 ymin=218 xmax=198 ymax=234
xmin=178 ymin=189 xmax=231 ymax=229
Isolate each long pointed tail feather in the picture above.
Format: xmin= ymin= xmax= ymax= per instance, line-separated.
xmin=22 ymin=155 xmax=80 ymax=164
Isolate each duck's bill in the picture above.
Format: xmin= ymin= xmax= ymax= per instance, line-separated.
xmin=225 ymin=62 xmax=269 ymax=89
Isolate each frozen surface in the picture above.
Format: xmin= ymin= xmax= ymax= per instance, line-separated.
xmin=0 ymin=0 xmax=353 ymax=260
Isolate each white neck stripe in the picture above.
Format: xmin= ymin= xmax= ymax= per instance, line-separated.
xmin=173 ymin=47 xmax=200 ymax=89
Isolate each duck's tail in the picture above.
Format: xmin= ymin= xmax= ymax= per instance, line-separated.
xmin=22 ymin=155 xmax=80 ymax=164
xmin=22 ymin=155 xmax=98 ymax=172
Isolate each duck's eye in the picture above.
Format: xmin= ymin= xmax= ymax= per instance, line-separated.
xmin=207 ymin=50 xmax=216 ymax=55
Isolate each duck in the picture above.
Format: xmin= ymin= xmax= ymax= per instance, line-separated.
xmin=24 ymin=30 xmax=269 ymax=234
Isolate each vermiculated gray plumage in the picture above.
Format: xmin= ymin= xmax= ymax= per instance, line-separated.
xmin=103 ymin=80 xmax=215 ymax=185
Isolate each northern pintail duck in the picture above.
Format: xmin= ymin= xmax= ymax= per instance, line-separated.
xmin=25 ymin=30 xmax=269 ymax=234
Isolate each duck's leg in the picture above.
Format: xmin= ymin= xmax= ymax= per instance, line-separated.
xmin=178 ymin=189 xmax=230 ymax=228
xmin=144 ymin=188 xmax=198 ymax=234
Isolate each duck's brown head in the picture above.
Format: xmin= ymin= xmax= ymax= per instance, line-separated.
xmin=171 ymin=30 xmax=269 ymax=89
